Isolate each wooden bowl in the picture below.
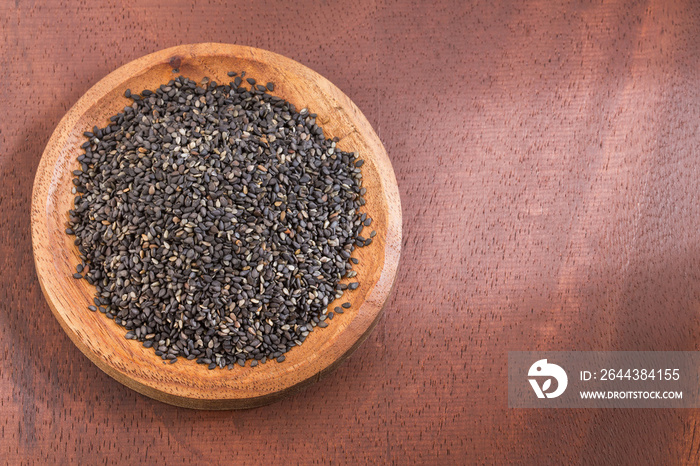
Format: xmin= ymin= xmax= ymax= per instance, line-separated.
xmin=31 ymin=44 xmax=401 ymax=409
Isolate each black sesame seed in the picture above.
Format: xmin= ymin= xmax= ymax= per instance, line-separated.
xmin=64 ymin=74 xmax=375 ymax=369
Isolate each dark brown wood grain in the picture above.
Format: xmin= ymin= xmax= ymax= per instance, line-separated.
xmin=2 ymin=0 xmax=700 ymax=462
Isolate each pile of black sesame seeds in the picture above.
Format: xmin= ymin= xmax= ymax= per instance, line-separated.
xmin=66 ymin=72 xmax=375 ymax=369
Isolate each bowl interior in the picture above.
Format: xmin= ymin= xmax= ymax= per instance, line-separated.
xmin=34 ymin=44 xmax=396 ymax=407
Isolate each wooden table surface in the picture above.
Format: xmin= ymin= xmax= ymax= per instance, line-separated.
xmin=2 ymin=0 xmax=699 ymax=463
